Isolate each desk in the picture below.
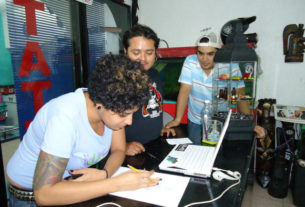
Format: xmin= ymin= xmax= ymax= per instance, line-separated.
xmin=63 ymin=125 xmax=254 ymax=207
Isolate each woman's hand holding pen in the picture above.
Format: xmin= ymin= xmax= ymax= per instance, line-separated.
xmin=113 ymin=168 xmax=160 ymax=191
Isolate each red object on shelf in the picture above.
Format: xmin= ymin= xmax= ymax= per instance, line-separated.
xmin=0 ymin=115 xmax=7 ymax=121
xmin=0 ymin=86 xmax=15 ymax=94
xmin=157 ymin=47 xmax=196 ymax=58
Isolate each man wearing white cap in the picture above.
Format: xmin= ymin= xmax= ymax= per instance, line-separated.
xmin=166 ymin=31 xmax=265 ymax=144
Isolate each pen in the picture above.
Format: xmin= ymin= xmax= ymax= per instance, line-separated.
xmin=146 ymin=152 xmax=161 ymax=162
xmin=127 ymin=164 xmax=159 ymax=182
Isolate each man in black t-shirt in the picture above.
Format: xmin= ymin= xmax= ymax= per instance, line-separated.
xmin=123 ymin=24 xmax=175 ymax=156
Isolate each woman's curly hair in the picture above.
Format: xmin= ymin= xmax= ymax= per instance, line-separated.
xmin=88 ymin=54 xmax=150 ymax=115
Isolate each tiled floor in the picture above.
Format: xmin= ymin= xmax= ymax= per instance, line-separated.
xmin=241 ymin=179 xmax=297 ymax=207
xmin=1 ymin=139 xmax=299 ymax=207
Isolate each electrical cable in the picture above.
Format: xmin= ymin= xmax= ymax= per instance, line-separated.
xmin=97 ymin=168 xmax=240 ymax=207
xmin=184 ymin=168 xmax=241 ymax=207
xmin=275 ymin=127 xmax=294 ymax=157
xmin=184 ymin=179 xmax=240 ymax=207
xmin=96 ymin=202 xmax=122 ymax=207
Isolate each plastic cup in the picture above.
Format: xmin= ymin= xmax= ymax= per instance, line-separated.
xmin=202 ymin=119 xmax=223 ymax=146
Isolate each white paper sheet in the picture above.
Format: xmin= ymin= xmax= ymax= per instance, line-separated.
xmin=166 ymin=137 xmax=192 ymax=145
xmin=110 ymin=167 xmax=190 ymax=207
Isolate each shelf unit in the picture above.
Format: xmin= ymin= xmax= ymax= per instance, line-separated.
xmin=212 ymin=61 xmax=257 ymax=116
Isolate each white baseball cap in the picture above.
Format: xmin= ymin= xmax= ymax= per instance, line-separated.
xmin=196 ymin=32 xmax=222 ymax=48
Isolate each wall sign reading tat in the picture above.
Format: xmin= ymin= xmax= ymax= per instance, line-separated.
xmin=9 ymin=0 xmax=75 ymax=137
xmin=14 ymin=0 xmax=52 ymax=129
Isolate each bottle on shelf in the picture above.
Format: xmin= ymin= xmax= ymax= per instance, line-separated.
xmin=223 ymin=87 xmax=228 ymax=100
xmin=231 ymin=87 xmax=237 ymax=104
xmin=219 ymin=89 xmax=224 ymax=99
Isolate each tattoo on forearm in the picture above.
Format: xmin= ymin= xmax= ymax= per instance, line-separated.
xmin=33 ymin=151 xmax=68 ymax=190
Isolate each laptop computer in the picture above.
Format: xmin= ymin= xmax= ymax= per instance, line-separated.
xmin=159 ymin=109 xmax=232 ymax=178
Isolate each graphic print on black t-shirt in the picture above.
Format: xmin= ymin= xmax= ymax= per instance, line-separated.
xmin=125 ymin=68 xmax=163 ymax=144
xmin=142 ymin=82 xmax=162 ymax=118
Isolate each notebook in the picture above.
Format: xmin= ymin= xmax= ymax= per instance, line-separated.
xmin=159 ymin=109 xmax=232 ymax=178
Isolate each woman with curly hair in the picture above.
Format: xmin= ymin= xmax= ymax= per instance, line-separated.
xmin=6 ymin=54 xmax=160 ymax=207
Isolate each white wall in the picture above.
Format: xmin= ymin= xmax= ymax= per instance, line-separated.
xmin=137 ymin=0 xmax=305 ymax=106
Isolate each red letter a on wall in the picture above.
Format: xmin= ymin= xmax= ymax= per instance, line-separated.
xmin=18 ymin=41 xmax=51 ymax=77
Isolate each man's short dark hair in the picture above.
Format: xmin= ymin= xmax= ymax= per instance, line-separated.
xmin=88 ymin=54 xmax=150 ymax=115
xmin=123 ymin=24 xmax=160 ymax=50
xmin=199 ymin=37 xmax=210 ymax=43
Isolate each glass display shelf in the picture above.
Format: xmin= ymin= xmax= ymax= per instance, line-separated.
xmin=0 ymin=125 xmax=19 ymax=143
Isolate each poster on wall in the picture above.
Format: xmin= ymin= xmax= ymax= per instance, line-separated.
xmin=274 ymin=104 xmax=305 ymax=124
xmin=5 ymin=0 xmax=75 ymax=138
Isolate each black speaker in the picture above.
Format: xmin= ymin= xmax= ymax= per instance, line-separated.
xmin=268 ymin=126 xmax=295 ymax=198
xmin=291 ymin=160 xmax=305 ymax=206
xmin=267 ymin=153 xmax=290 ymax=198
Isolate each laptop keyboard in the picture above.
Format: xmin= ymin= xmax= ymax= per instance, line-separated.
xmin=177 ymin=145 xmax=215 ymax=172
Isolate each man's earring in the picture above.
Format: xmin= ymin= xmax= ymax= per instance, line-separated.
xmin=97 ymin=106 xmax=101 ymax=110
